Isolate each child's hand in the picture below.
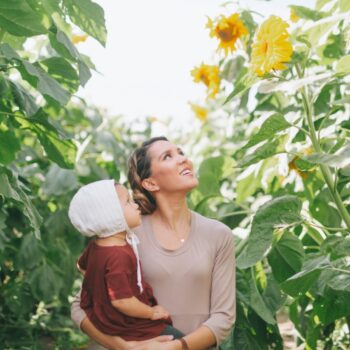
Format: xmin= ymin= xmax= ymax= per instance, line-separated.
xmin=151 ymin=305 xmax=169 ymax=320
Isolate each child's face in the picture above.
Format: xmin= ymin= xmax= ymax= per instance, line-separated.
xmin=115 ymin=185 xmax=141 ymax=228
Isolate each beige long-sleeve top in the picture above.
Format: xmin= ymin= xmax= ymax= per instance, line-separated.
xmin=71 ymin=211 xmax=236 ymax=349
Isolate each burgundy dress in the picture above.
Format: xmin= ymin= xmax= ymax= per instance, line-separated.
xmin=78 ymin=240 xmax=170 ymax=340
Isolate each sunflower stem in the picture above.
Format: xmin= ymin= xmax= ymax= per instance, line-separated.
xmin=296 ymin=63 xmax=350 ymax=230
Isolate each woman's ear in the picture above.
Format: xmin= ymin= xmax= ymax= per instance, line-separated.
xmin=141 ymin=178 xmax=160 ymax=192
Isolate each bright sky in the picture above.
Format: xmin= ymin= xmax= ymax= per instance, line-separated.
xmin=77 ymin=0 xmax=315 ymax=128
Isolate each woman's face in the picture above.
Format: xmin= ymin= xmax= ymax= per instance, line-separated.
xmin=145 ymin=140 xmax=198 ymax=193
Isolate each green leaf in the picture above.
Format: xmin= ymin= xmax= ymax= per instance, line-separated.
xmin=281 ymin=254 xmax=331 ymax=297
xmin=10 ymin=81 xmax=39 ymax=116
xmin=336 ymin=55 xmax=350 ymax=74
xmin=262 ymin=275 xmax=286 ymax=314
xmin=49 ymin=27 xmax=79 ymax=60
xmin=237 ymin=195 xmax=302 ymax=269
xmin=268 ymin=231 xmax=305 ymax=283
xmin=63 ymin=0 xmax=107 ymax=46
xmin=0 ymin=168 xmax=42 ymax=237
xmin=339 ymin=0 xmax=350 ymax=12
xmin=17 ymin=234 xmax=42 ymax=269
xmin=243 ymin=114 xmax=291 ymax=150
xmin=19 ymin=60 xmax=71 ymax=105
xmin=39 ymin=57 xmax=79 ymax=93
xmin=309 ymin=189 xmax=342 ymax=228
xmin=0 ymin=128 xmax=21 ymax=165
xmin=27 ymin=262 xmax=60 ymax=301
xmin=0 ymin=0 xmax=49 ymax=37
xmin=289 ymin=5 xmax=326 ymax=21
xmin=42 ymin=164 xmax=78 ymax=196
xmin=239 ymin=135 xmax=287 ymax=168
xmin=225 ymin=70 xmax=259 ymax=104
xmin=314 ymin=289 xmax=350 ymax=325
xmin=197 ymin=156 xmax=235 ymax=197
xmin=302 ymin=145 xmax=350 ymax=168
xmin=321 ymin=236 xmax=350 ymax=260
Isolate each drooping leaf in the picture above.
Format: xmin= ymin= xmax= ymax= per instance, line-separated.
xmin=10 ymin=80 xmax=39 ymax=116
xmin=268 ymin=231 xmax=305 ymax=283
xmin=0 ymin=168 xmax=42 ymax=237
xmin=237 ymin=196 xmax=302 ymax=269
xmin=281 ymin=254 xmax=331 ymax=297
xmin=42 ymin=164 xmax=78 ymax=196
xmin=17 ymin=233 xmax=43 ymax=269
xmin=0 ymin=0 xmax=49 ymax=37
xmin=239 ymin=136 xmax=287 ymax=168
xmin=243 ymin=114 xmax=291 ymax=150
xmin=63 ymin=0 xmax=107 ymax=46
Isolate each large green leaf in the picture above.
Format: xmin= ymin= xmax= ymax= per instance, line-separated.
xmin=239 ymin=136 xmax=287 ymax=168
xmin=313 ymin=289 xmax=350 ymax=325
xmin=243 ymin=114 xmax=291 ymax=150
xmin=196 ymin=156 xmax=235 ymax=197
xmin=0 ymin=168 xmax=42 ymax=237
xmin=268 ymin=231 xmax=305 ymax=283
xmin=0 ymin=0 xmax=49 ymax=37
xmin=17 ymin=111 xmax=76 ymax=169
xmin=281 ymin=254 xmax=331 ymax=297
xmin=225 ymin=69 xmax=259 ymax=104
xmin=321 ymin=235 xmax=350 ymax=260
xmin=27 ymin=262 xmax=60 ymax=302
xmin=0 ymin=128 xmax=21 ymax=165
xmin=63 ymin=0 xmax=107 ymax=46
xmin=42 ymin=164 xmax=78 ymax=196
xmin=17 ymin=233 xmax=43 ymax=269
xmin=237 ymin=195 xmax=302 ymax=269
xmin=9 ymin=80 xmax=39 ymax=116
xmin=309 ymin=189 xmax=342 ymax=228
xmin=39 ymin=57 xmax=80 ymax=93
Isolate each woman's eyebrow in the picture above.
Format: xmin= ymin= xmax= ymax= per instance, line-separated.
xmin=158 ymin=147 xmax=183 ymax=160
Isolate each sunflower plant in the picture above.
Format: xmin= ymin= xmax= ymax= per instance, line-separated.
xmin=190 ymin=1 xmax=350 ymax=349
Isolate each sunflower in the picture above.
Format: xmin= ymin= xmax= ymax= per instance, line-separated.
xmin=191 ymin=64 xmax=220 ymax=98
xmin=207 ymin=14 xmax=248 ymax=56
xmin=189 ymin=103 xmax=208 ymax=122
xmin=250 ymin=16 xmax=293 ymax=76
xmin=72 ymin=34 xmax=88 ymax=44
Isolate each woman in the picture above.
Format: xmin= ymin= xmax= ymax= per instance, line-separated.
xmin=71 ymin=137 xmax=236 ymax=350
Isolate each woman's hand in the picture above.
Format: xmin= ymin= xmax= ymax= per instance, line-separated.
xmin=151 ymin=305 xmax=169 ymax=320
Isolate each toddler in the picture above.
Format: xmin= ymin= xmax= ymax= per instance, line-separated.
xmin=68 ymin=179 xmax=184 ymax=341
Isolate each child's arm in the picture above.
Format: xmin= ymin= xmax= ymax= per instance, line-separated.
xmin=76 ymin=261 xmax=86 ymax=275
xmin=112 ymin=297 xmax=169 ymax=320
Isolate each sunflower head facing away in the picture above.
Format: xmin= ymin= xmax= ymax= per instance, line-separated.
xmin=191 ymin=64 xmax=220 ymax=98
xmin=250 ymin=16 xmax=293 ymax=76
xmin=207 ymin=13 xmax=248 ymax=56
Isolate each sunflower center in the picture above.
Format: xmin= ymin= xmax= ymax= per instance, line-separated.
xmin=200 ymin=74 xmax=210 ymax=86
xmin=217 ymin=25 xmax=235 ymax=42
xmin=262 ymin=41 xmax=269 ymax=54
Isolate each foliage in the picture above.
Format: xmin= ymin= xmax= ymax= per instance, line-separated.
xmin=189 ymin=0 xmax=350 ymax=349
xmin=1 ymin=0 xmax=350 ymax=350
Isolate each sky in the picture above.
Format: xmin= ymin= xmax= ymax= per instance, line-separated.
xmin=77 ymin=0 xmax=315 ymax=128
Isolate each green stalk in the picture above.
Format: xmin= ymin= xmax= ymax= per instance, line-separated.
xmin=296 ymin=64 xmax=350 ymax=230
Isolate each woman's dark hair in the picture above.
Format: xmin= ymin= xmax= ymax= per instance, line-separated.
xmin=127 ymin=136 xmax=168 ymax=215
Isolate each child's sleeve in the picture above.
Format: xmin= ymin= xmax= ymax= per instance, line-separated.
xmin=77 ymin=241 xmax=91 ymax=270
xmin=105 ymin=253 xmax=135 ymax=301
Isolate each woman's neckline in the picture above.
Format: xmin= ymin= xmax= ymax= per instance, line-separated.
xmin=144 ymin=211 xmax=196 ymax=255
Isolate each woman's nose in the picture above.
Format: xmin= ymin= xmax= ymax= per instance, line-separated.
xmin=177 ymin=153 xmax=187 ymax=163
